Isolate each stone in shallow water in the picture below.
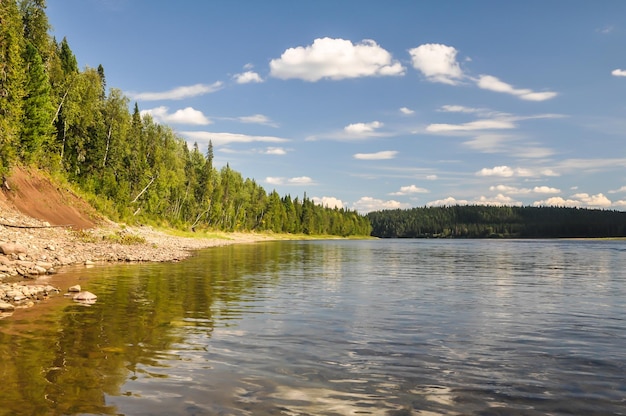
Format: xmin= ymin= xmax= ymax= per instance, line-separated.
xmin=73 ymin=291 xmax=97 ymax=302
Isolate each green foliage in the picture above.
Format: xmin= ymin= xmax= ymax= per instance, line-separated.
xmin=367 ymin=205 xmax=626 ymax=239
xmin=0 ymin=0 xmax=371 ymax=237
xmin=103 ymin=231 xmax=146 ymax=245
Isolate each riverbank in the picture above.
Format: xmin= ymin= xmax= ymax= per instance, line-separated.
xmin=0 ymin=203 xmax=275 ymax=313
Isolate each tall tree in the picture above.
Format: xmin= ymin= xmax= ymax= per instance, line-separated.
xmin=20 ymin=41 xmax=54 ymax=162
xmin=19 ymin=0 xmax=50 ymax=58
xmin=0 ymin=0 xmax=26 ymax=176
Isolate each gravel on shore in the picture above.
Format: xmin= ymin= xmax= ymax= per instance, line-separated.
xmin=0 ymin=206 xmax=273 ymax=312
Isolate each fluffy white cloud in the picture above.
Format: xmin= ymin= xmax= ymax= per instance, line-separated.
xmin=477 ymin=75 xmax=557 ymax=101
xmin=128 ymin=82 xmax=223 ymax=101
xmin=269 ymin=37 xmax=405 ymax=81
xmin=609 ymin=185 xmax=626 ymax=194
xmin=352 ymin=196 xmax=409 ymax=213
xmin=533 ymin=186 xmax=561 ymax=194
xmin=142 ymin=106 xmax=211 ymax=125
xmin=475 ymin=194 xmax=523 ymax=206
xmin=312 ymin=196 xmax=344 ymax=209
xmin=533 ymin=193 xmax=612 ymax=208
xmin=344 ymin=121 xmax=383 ymax=134
xmin=181 ymin=131 xmax=290 ymax=146
xmin=533 ymin=197 xmax=579 ymax=208
xmin=426 ymin=196 xmax=470 ymax=207
xmin=353 ymin=150 xmax=397 ymax=160
xmin=427 ymin=119 xmax=515 ymax=132
xmin=409 ymin=43 xmax=464 ymax=85
xmin=389 ymin=185 xmax=429 ymax=196
xmin=611 ymin=69 xmax=626 ymax=77
xmin=478 ymin=166 xmax=514 ymax=177
xmin=572 ymin=192 xmax=612 ymax=207
xmin=234 ymin=71 xmax=263 ymax=84
xmin=265 ymin=176 xmax=314 ymax=186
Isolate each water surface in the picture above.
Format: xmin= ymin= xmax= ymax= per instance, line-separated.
xmin=0 ymin=239 xmax=625 ymax=415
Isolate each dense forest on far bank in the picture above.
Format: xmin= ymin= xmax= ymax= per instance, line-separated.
xmin=367 ymin=205 xmax=626 ymax=238
xmin=0 ymin=1 xmax=371 ymax=236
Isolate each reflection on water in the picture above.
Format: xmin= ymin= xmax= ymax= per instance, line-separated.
xmin=0 ymin=240 xmax=625 ymax=415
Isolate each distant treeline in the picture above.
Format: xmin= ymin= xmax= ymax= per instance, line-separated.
xmin=367 ymin=205 xmax=626 ymax=238
xmin=0 ymin=1 xmax=371 ymax=236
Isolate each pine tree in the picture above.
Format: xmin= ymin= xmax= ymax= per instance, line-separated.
xmin=20 ymin=41 xmax=54 ymax=162
xmin=0 ymin=0 xmax=26 ymax=176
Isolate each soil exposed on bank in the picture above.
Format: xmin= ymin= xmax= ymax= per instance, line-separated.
xmin=0 ymin=167 xmax=273 ymax=314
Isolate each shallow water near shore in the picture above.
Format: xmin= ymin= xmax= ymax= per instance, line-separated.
xmin=0 ymin=239 xmax=625 ymax=415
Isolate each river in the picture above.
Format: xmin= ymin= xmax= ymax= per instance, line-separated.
xmin=0 ymin=239 xmax=625 ymax=415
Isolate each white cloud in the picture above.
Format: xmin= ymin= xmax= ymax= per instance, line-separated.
xmin=533 ymin=197 xmax=580 ymax=208
xmin=238 ymin=114 xmax=277 ymax=127
xmin=611 ymin=69 xmax=626 ymax=77
xmin=427 ymin=119 xmax=516 ymax=132
xmin=477 ymin=75 xmax=557 ymax=101
xmin=427 ymin=194 xmax=522 ymax=207
xmin=263 ymin=147 xmax=287 ymax=155
xmin=426 ymin=196 xmax=470 ymax=207
xmin=312 ymin=196 xmax=344 ymax=209
xmin=345 ymin=121 xmax=383 ymax=134
xmin=490 ymin=185 xmax=560 ymax=195
xmin=353 ymin=150 xmax=397 ymax=160
xmin=389 ymin=185 xmax=429 ymax=196
xmin=476 ymin=166 xmax=525 ymax=177
xmin=352 ymin=196 xmax=409 ymax=213
xmin=533 ymin=186 xmax=561 ymax=194
xmin=475 ymin=194 xmax=523 ymax=206
xmin=141 ymin=106 xmax=211 ymax=125
xmin=400 ymin=107 xmax=414 ymax=115
xmin=181 ymin=131 xmax=290 ymax=146
xmin=426 ymin=175 xmax=438 ymax=180
xmin=128 ymin=82 xmax=223 ymax=101
xmin=269 ymin=37 xmax=405 ymax=81
xmin=572 ymin=192 xmax=612 ymax=207
xmin=265 ymin=176 xmax=314 ymax=186
xmin=609 ymin=185 xmax=626 ymax=194
xmin=533 ymin=193 xmax=612 ymax=208
xmin=409 ymin=43 xmax=464 ymax=85
xmin=234 ymin=71 xmax=263 ymax=84
xmin=439 ymin=104 xmax=482 ymax=113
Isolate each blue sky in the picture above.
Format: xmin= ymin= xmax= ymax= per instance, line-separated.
xmin=46 ymin=1 xmax=626 ymax=213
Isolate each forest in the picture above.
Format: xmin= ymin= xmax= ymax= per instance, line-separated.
xmin=0 ymin=0 xmax=371 ymax=236
xmin=367 ymin=205 xmax=626 ymax=238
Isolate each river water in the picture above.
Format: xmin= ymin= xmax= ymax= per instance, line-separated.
xmin=0 ymin=239 xmax=625 ymax=415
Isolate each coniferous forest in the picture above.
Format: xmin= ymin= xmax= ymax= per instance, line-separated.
xmin=367 ymin=205 xmax=626 ymax=238
xmin=3 ymin=1 xmax=626 ymax=239
xmin=0 ymin=0 xmax=372 ymax=236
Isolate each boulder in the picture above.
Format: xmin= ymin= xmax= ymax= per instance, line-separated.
xmin=68 ymin=285 xmax=81 ymax=292
xmin=73 ymin=291 xmax=97 ymax=301
xmin=0 ymin=301 xmax=15 ymax=311
xmin=0 ymin=243 xmax=27 ymax=255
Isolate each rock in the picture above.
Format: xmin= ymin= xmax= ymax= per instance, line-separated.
xmin=73 ymin=291 xmax=97 ymax=301
xmin=0 ymin=243 xmax=27 ymax=255
xmin=84 ymin=260 xmax=95 ymax=266
xmin=68 ymin=284 xmax=81 ymax=292
xmin=0 ymin=301 xmax=15 ymax=311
